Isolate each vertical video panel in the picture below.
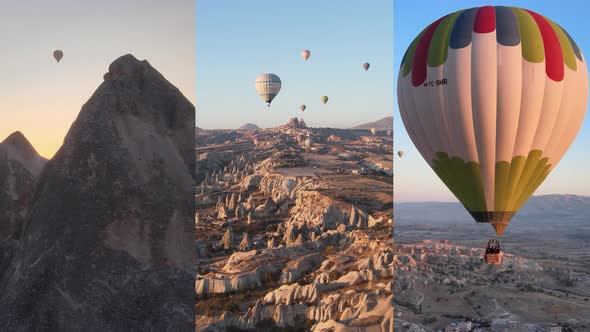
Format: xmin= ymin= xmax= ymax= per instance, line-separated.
xmin=394 ymin=2 xmax=590 ymax=331
xmin=196 ymin=1 xmax=393 ymax=331
xmin=0 ymin=0 xmax=195 ymax=330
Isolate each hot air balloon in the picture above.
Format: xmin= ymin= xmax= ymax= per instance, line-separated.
xmin=253 ymin=137 xmax=260 ymax=146
xmin=370 ymin=128 xmax=377 ymax=136
xmin=302 ymin=50 xmax=311 ymax=61
xmin=363 ymin=62 xmax=370 ymax=71
xmin=387 ymin=130 xmax=392 ymax=136
xmin=255 ymin=73 xmax=282 ymax=106
xmin=321 ymin=96 xmax=329 ymax=104
xmin=397 ymin=6 xmax=588 ymax=237
xmin=398 ymin=151 xmax=404 ymax=158
xmin=304 ymin=138 xmax=313 ymax=148
xmin=53 ymin=50 xmax=63 ymax=63
xmin=300 ymin=105 xmax=306 ymax=112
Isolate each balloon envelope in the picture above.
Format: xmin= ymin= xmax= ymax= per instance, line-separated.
xmin=370 ymin=128 xmax=377 ymax=136
xmin=321 ymin=96 xmax=329 ymax=104
xmin=363 ymin=62 xmax=370 ymax=71
xmin=53 ymin=50 xmax=63 ymax=63
xmin=300 ymin=105 xmax=306 ymax=112
xmin=398 ymin=151 xmax=404 ymax=158
xmin=397 ymin=6 xmax=588 ymax=236
xmin=255 ymin=73 xmax=282 ymax=106
xmin=302 ymin=50 xmax=311 ymax=61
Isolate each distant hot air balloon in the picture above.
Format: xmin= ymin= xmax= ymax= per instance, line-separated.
xmin=300 ymin=105 xmax=306 ymax=112
xmin=255 ymin=73 xmax=282 ymax=106
xmin=53 ymin=50 xmax=63 ymax=63
xmin=397 ymin=6 xmax=588 ymax=237
xmin=363 ymin=62 xmax=370 ymax=71
xmin=304 ymin=138 xmax=313 ymax=148
xmin=302 ymin=50 xmax=311 ymax=61
xmin=253 ymin=137 xmax=260 ymax=146
xmin=387 ymin=130 xmax=392 ymax=136
xmin=370 ymin=128 xmax=377 ymax=136
xmin=321 ymin=96 xmax=329 ymax=104
xmin=398 ymin=151 xmax=404 ymax=158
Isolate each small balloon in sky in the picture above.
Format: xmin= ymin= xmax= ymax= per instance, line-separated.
xmin=299 ymin=105 xmax=306 ymax=112
xmin=321 ymin=96 xmax=329 ymax=104
xmin=255 ymin=73 xmax=282 ymax=107
xmin=301 ymin=50 xmax=311 ymax=61
xmin=363 ymin=62 xmax=370 ymax=71
xmin=53 ymin=50 xmax=63 ymax=63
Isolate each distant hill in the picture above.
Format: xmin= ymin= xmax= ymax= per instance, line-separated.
xmin=395 ymin=194 xmax=590 ymax=224
xmin=351 ymin=116 xmax=393 ymax=131
xmin=238 ymin=123 xmax=260 ymax=131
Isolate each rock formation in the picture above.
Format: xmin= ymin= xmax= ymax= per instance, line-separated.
xmin=0 ymin=132 xmax=47 ymax=275
xmin=0 ymin=54 xmax=195 ymax=331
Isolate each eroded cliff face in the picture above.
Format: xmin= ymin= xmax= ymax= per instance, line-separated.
xmin=0 ymin=54 xmax=195 ymax=331
xmin=0 ymin=132 xmax=47 ymax=275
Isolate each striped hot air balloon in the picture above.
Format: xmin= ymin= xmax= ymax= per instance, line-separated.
xmin=255 ymin=73 xmax=282 ymax=106
xmin=397 ymin=6 xmax=588 ymax=236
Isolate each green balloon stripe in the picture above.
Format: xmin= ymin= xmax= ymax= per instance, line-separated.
xmin=428 ymin=11 xmax=462 ymax=68
xmin=544 ymin=17 xmax=577 ymax=71
xmin=511 ymin=7 xmax=545 ymax=63
xmin=432 ymin=150 xmax=551 ymax=226
xmin=402 ymin=28 xmax=428 ymax=77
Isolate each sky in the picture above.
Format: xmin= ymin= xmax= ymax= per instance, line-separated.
xmin=394 ymin=0 xmax=590 ymax=202
xmin=0 ymin=0 xmax=195 ymax=159
xmin=196 ymin=0 xmax=393 ymax=130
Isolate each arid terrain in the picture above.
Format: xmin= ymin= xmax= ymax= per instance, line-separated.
xmin=394 ymin=196 xmax=590 ymax=332
xmin=195 ymin=118 xmax=394 ymax=331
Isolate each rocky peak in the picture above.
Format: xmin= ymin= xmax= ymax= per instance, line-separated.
xmin=285 ymin=117 xmax=307 ymax=129
xmin=0 ymin=131 xmax=47 ymax=176
xmin=0 ymin=54 xmax=195 ymax=330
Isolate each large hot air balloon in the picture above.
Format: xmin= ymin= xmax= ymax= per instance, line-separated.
xmin=397 ymin=6 xmax=588 ymax=237
xmin=363 ymin=62 xmax=370 ymax=71
xmin=53 ymin=50 xmax=63 ymax=63
xmin=302 ymin=50 xmax=311 ymax=61
xmin=321 ymin=96 xmax=329 ymax=104
xmin=255 ymin=73 xmax=282 ymax=106
xmin=398 ymin=151 xmax=404 ymax=158
xmin=370 ymin=128 xmax=377 ymax=136
xmin=300 ymin=105 xmax=306 ymax=112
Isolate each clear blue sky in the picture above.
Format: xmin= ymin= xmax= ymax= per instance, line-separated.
xmin=196 ymin=0 xmax=393 ymax=130
xmin=394 ymin=1 xmax=590 ymax=202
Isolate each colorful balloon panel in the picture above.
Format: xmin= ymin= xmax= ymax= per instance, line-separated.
xmin=397 ymin=6 xmax=588 ymax=236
